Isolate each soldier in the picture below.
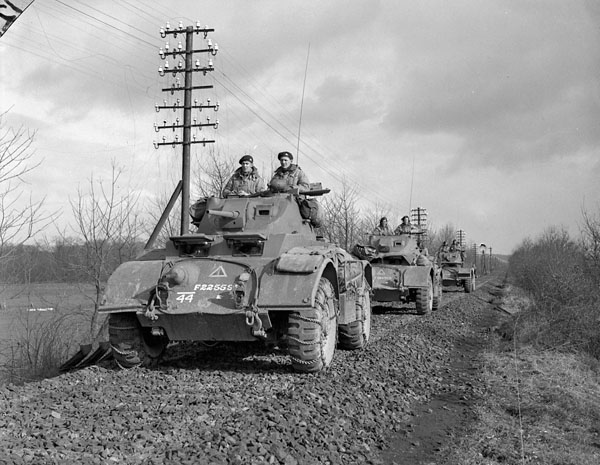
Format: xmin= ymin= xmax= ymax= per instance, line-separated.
xmin=373 ymin=217 xmax=392 ymax=235
xmin=222 ymin=155 xmax=265 ymax=197
xmin=394 ymin=215 xmax=413 ymax=234
xmin=438 ymin=241 xmax=449 ymax=261
xmin=449 ymin=240 xmax=458 ymax=252
xmin=269 ymin=151 xmax=310 ymax=193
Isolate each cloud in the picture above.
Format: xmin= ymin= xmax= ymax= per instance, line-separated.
xmin=380 ymin=1 xmax=600 ymax=170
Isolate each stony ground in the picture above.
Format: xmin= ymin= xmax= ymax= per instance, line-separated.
xmin=0 ymin=275 xmax=506 ymax=465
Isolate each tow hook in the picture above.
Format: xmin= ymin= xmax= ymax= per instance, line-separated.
xmin=245 ymin=306 xmax=266 ymax=339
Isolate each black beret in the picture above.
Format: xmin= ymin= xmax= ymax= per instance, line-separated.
xmin=402 ymin=215 xmax=409 ymax=221
xmin=277 ymin=151 xmax=293 ymax=160
xmin=239 ymin=155 xmax=253 ymax=164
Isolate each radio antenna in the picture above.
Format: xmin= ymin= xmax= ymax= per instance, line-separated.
xmin=408 ymin=153 xmax=415 ymax=212
xmin=296 ymin=43 xmax=311 ymax=165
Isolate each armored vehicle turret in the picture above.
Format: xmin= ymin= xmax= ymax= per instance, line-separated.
xmin=353 ymin=230 xmax=442 ymax=314
xmin=99 ymin=186 xmax=372 ymax=373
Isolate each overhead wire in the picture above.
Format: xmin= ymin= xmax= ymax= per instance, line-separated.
xmin=11 ymin=0 xmax=396 ymax=212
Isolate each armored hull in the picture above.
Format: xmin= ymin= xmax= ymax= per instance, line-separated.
xmin=100 ymin=191 xmax=372 ymax=373
xmin=439 ymin=250 xmax=476 ymax=293
xmin=353 ymin=233 xmax=442 ymax=314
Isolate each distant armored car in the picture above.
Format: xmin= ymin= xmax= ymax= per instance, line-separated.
xmin=439 ymin=248 xmax=476 ymax=293
xmin=99 ymin=186 xmax=372 ymax=373
xmin=353 ymin=230 xmax=442 ymax=314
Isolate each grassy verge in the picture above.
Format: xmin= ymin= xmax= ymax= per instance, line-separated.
xmin=0 ymin=283 xmax=99 ymax=385
xmin=441 ymin=287 xmax=600 ymax=465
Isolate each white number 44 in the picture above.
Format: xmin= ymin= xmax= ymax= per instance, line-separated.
xmin=176 ymin=292 xmax=195 ymax=303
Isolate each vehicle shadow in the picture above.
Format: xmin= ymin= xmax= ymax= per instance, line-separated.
xmin=372 ymin=303 xmax=419 ymax=316
xmin=151 ymin=341 xmax=296 ymax=374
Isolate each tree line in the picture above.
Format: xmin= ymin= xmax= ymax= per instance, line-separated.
xmin=1 ymin=113 xmax=484 ymax=290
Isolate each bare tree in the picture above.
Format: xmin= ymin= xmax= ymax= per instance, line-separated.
xmin=144 ymin=148 xmax=237 ymax=247
xmin=0 ymin=112 xmax=51 ymax=272
xmin=69 ymin=162 xmax=144 ymax=340
xmin=580 ymin=206 xmax=600 ymax=281
xmin=193 ymin=147 xmax=236 ymax=198
xmin=357 ymin=202 xmax=395 ymax=243
xmin=319 ymin=179 xmax=362 ymax=251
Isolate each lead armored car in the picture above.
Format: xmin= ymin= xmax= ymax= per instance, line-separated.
xmin=353 ymin=230 xmax=442 ymax=314
xmin=99 ymin=186 xmax=372 ymax=373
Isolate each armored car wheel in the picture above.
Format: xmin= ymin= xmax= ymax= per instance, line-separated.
xmin=432 ymin=290 xmax=442 ymax=311
xmin=464 ymin=276 xmax=474 ymax=293
xmin=288 ymin=278 xmax=338 ymax=373
xmin=109 ymin=313 xmax=168 ymax=369
xmin=415 ymin=277 xmax=433 ymax=315
xmin=338 ymin=281 xmax=371 ymax=350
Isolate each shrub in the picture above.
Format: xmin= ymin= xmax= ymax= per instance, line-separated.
xmin=509 ymin=226 xmax=600 ymax=359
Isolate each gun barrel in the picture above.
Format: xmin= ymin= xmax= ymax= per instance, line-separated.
xmin=207 ymin=209 xmax=240 ymax=219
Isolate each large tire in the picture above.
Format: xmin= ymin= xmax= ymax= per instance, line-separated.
xmin=288 ymin=278 xmax=338 ymax=373
xmin=464 ymin=275 xmax=474 ymax=293
xmin=432 ymin=289 xmax=442 ymax=311
xmin=415 ymin=277 xmax=433 ymax=315
xmin=338 ymin=282 xmax=371 ymax=350
xmin=109 ymin=313 xmax=168 ymax=369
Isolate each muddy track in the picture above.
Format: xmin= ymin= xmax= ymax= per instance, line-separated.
xmin=0 ymin=274 xmax=507 ymax=464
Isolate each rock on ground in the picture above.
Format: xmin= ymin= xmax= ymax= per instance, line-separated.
xmin=0 ymin=276 xmax=506 ymax=465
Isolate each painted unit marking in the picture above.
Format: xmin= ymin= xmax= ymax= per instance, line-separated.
xmin=209 ymin=266 xmax=228 ymax=278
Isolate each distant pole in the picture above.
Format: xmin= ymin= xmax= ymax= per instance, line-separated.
xmin=489 ymin=247 xmax=493 ymax=272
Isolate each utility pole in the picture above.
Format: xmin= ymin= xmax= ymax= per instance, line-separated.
xmin=456 ymin=229 xmax=466 ymax=248
xmin=410 ymin=207 xmax=428 ymax=229
xmin=154 ymin=21 xmax=219 ymax=235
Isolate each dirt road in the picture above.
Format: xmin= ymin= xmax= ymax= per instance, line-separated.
xmin=0 ymin=274 xmax=507 ymax=464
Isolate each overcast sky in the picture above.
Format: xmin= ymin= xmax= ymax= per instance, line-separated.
xmin=1 ymin=0 xmax=599 ymax=254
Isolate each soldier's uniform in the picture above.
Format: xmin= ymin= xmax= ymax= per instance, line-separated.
xmin=222 ymin=166 xmax=265 ymax=197
xmin=269 ymin=164 xmax=310 ymax=192
xmin=395 ymin=224 xmax=413 ymax=234
xmin=373 ymin=225 xmax=393 ymax=235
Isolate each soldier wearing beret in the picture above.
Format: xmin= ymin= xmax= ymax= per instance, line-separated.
xmin=222 ymin=154 xmax=265 ymax=197
xmin=268 ymin=151 xmax=310 ymax=193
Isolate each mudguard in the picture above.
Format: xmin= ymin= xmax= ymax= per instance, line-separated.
xmin=99 ymin=260 xmax=164 ymax=312
xmin=259 ymin=255 xmax=333 ymax=309
xmin=276 ymin=249 xmax=325 ymax=273
xmin=402 ymin=266 xmax=432 ymax=288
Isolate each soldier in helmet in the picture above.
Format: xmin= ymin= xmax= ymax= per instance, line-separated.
xmin=269 ymin=151 xmax=310 ymax=193
xmin=222 ymin=154 xmax=265 ymax=197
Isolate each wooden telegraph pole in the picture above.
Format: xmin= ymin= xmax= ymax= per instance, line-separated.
xmin=154 ymin=21 xmax=219 ymax=235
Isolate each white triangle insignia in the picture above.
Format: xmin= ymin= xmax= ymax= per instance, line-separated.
xmin=209 ymin=266 xmax=228 ymax=278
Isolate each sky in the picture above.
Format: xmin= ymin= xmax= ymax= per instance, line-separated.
xmin=1 ymin=0 xmax=600 ymax=254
